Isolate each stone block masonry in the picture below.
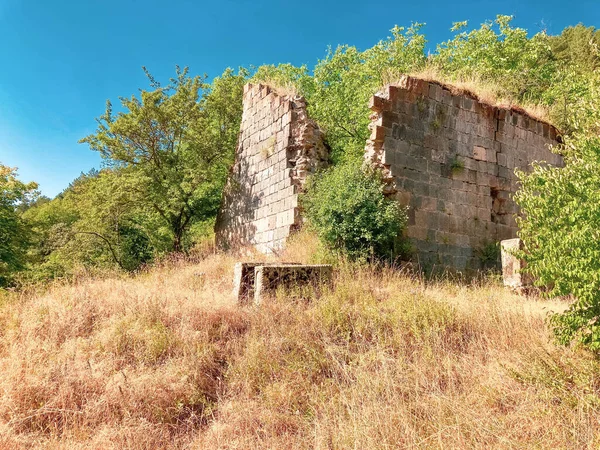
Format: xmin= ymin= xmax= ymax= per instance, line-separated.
xmin=215 ymin=84 xmax=329 ymax=254
xmin=365 ymin=75 xmax=563 ymax=271
xmin=217 ymin=78 xmax=563 ymax=272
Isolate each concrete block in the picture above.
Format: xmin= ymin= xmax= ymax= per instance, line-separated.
xmin=233 ymin=262 xmax=304 ymax=303
xmin=501 ymin=238 xmax=533 ymax=291
xmin=254 ymin=264 xmax=333 ymax=304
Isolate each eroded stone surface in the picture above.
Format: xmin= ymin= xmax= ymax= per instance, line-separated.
xmin=501 ymin=238 xmax=531 ymax=290
xmin=365 ymin=75 xmax=563 ymax=271
xmin=215 ymin=84 xmax=329 ymax=255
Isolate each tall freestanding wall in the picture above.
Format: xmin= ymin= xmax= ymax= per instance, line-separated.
xmin=216 ymin=78 xmax=563 ymax=270
xmin=365 ymin=75 xmax=563 ymax=270
xmin=215 ymin=84 xmax=329 ymax=254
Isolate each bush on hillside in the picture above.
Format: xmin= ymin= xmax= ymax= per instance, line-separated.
xmin=302 ymin=163 xmax=407 ymax=261
xmin=514 ymin=71 xmax=600 ymax=351
xmin=515 ymin=134 xmax=600 ymax=351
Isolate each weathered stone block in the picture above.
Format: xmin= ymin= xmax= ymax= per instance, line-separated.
xmin=501 ymin=238 xmax=532 ymax=291
xmin=371 ymin=125 xmax=386 ymax=142
xmin=472 ymin=145 xmax=490 ymax=162
xmin=428 ymin=83 xmax=442 ymax=101
xmin=254 ymin=264 xmax=333 ymax=304
xmin=369 ymin=94 xmax=390 ymax=112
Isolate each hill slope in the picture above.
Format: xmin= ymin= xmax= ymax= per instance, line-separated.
xmin=0 ymin=234 xmax=597 ymax=449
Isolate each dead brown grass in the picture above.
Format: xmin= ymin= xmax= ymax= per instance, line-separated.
xmin=383 ymin=66 xmax=552 ymax=126
xmin=1 ymin=231 xmax=598 ymax=449
xmin=253 ymin=81 xmax=299 ymax=99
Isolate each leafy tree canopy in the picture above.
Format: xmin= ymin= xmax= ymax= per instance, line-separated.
xmin=549 ymin=24 xmax=600 ymax=73
xmin=0 ymin=165 xmax=38 ymax=285
xmin=253 ymin=24 xmax=427 ymax=163
xmin=80 ymin=66 xmax=248 ymax=252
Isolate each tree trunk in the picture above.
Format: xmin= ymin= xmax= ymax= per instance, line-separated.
xmin=171 ymin=210 xmax=191 ymax=253
xmin=173 ymin=230 xmax=183 ymax=253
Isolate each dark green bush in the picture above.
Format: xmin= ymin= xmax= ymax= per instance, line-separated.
xmin=302 ymin=163 xmax=407 ymax=261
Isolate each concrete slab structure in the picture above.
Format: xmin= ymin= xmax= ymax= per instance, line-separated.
xmin=254 ymin=264 xmax=333 ymax=304
xmin=233 ymin=261 xmax=301 ymax=303
xmin=231 ymin=262 xmax=333 ymax=304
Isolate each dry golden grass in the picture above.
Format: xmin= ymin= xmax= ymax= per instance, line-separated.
xmin=382 ymin=66 xmax=552 ymax=126
xmin=1 ymin=231 xmax=598 ymax=449
xmin=254 ymin=80 xmax=299 ymax=99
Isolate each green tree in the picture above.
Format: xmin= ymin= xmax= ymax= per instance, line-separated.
xmin=514 ymin=69 xmax=600 ymax=350
xmin=24 ymin=167 xmax=168 ymax=278
xmin=252 ymin=24 xmax=426 ymax=163
xmin=80 ymin=66 xmax=247 ymax=252
xmin=0 ymin=164 xmax=38 ymax=285
xmin=432 ymin=15 xmax=556 ymax=104
xmin=515 ymin=135 xmax=600 ymax=350
xmin=66 ymin=169 xmax=156 ymax=271
xmin=549 ymin=24 xmax=600 ymax=73
xmin=303 ymin=163 xmax=407 ymax=261
xmin=310 ymin=24 xmax=426 ymax=162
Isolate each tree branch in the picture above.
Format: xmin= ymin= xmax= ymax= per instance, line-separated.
xmin=74 ymin=231 xmax=125 ymax=270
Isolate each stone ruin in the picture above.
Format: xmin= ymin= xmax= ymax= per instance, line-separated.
xmin=215 ymin=84 xmax=329 ymax=254
xmin=500 ymin=238 xmax=532 ymax=291
xmin=233 ymin=262 xmax=333 ymax=304
xmin=216 ymin=78 xmax=563 ymax=272
xmin=365 ymin=76 xmax=563 ymax=270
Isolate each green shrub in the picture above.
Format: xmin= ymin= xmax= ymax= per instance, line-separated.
xmin=515 ymin=134 xmax=600 ymax=350
xmin=302 ymin=163 xmax=407 ymax=261
xmin=514 ymin=68 xmax=600 ymax=351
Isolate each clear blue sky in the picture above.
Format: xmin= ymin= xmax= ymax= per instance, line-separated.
xmin=0 ymin=0 xmax=597 ymax=197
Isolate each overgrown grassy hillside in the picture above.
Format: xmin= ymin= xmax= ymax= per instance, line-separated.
xmin=0 ymin=233 xmax=598 ymax=449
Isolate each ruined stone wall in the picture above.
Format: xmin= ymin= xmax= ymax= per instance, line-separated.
xmin=215 ymin=84 xmax=329 ymax=254
xmin=365 ymin=76 xmax=563 ymax=271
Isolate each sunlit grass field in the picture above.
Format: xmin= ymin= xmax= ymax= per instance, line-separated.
xmin=0 ymin=232 xmax=597 ymax=449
